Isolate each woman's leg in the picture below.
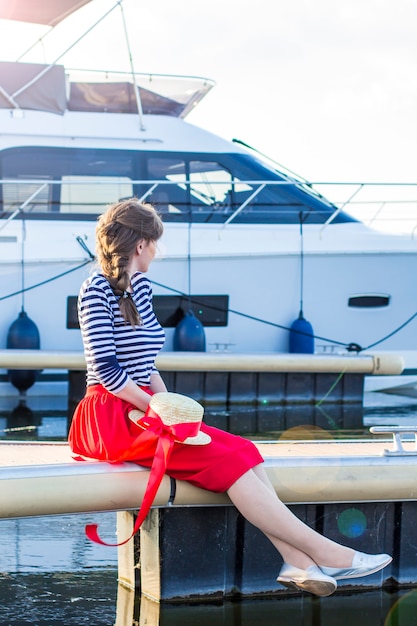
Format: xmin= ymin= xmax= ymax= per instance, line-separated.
xmin=251 ymin=465 xmax=321 ymax=568
xmin=227 ymin=465 xmax=354 ymax=570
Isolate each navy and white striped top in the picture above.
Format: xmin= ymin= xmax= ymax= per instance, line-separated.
xmin=78 ymin=272 xmax=165 ymax=393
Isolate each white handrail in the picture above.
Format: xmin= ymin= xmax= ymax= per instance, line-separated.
xmin=1 ymin=178 xmax=417 ymax=235
xmin=319 ymin=183 xmax=364 ymax=236
xmin=0 ymin=349 xmax=404 ymax=375
xmin=223 ymin=183 xmax=266 ymax=226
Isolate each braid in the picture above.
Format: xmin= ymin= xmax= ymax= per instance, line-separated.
xmin=95 ymin=198 xmax=163 ymax=326
xmin=109 ymin=270 xmax=142 ymax=327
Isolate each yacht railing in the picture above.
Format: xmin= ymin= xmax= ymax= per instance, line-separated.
xmin=314 ymin=181 xmax=417 ymax=236
xmin=1 ymin=178 xmax=417 ymax=235
xmin=223 ymin=184 xmax=267 ymax=226
xmin=0 ymin=182 xmax=48 ymax=232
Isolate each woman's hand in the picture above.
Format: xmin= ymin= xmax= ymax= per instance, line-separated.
xmin=121 ymin=374 xmax=167 ymax=425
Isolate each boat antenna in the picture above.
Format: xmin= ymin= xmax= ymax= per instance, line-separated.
xmin=118 ymin=1 xmax=145 ymax=131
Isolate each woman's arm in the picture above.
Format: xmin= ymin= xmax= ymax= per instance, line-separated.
xmin=115 ymin=373 xmax=167 ymax=431
xmin=79 ymin=280 xmax=130 ymax=392
xmin=149 ymin=372 xmax=168 ymax=393
xmin=113 ymin=378 xmax=154 ymax=411
xmin=113 ymin=373 xmax=167 ymax=411
xmin=80 ymin=277 xmax=166 ymax=410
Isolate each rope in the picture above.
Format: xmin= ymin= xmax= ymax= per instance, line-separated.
xmin=315 ymin=370 xmax=346 ymax=407
xmin=0 ymin=259 xmax=93 ymax=302
xmin=0 ymin=256 xmax=415 ymax=353
xmin=361 ymin=310 xmax=417 ymax=351
xmin=150 ymin=279 xmax=417 ymax=353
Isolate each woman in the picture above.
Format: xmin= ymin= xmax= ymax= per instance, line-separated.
xmin=69 ymin=198 xmax=392 ymax=597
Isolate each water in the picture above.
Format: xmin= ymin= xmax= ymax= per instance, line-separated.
xmin=1 ymin=570 xmax=417 ymax=625
xmin=0 ymin=570 xmax=117 ymax=626
xmin=0 ymin=514 xmax=119 ymax=625
xmin=1 ymin=391 xmax=417 ymax=625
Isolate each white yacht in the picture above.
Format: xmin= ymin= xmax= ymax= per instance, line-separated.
xmin=1 ymin=0 xmax=417 ymax=398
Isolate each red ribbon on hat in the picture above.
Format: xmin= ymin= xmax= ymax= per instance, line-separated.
xmin=85 ymin=406 xmax=201 ymax=547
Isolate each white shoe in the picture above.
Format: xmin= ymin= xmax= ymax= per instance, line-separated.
xmin=320 ymin=551 xmax=392 ymax=580
xmin=277 ymin=563 xmax=337 ymax=597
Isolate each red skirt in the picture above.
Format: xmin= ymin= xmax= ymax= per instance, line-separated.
xmin=68 ymin=385 xmax=264 ymax=493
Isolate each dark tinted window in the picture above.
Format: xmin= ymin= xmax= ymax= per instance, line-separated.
xmin=0 ymin=147 xmax=355 ymax=224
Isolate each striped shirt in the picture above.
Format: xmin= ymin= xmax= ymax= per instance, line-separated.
xmin=78 ymin=272 xmax=165 ymax=393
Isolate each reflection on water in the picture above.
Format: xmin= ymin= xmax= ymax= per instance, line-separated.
xmin=0 ymin=570 xmax=117 ymax=626
xmin=0 ymin=514 xmax=118 ymax=625
xmin=133 ymin=591 xmax=417 ymax=626
xmin=0 ymin=412 xmax=67 ymax=441
xmin=1 ymin=580 xmax=417 ymax=626
xmin=1 ymin=391 xmax=417 ymax=624
xmin=2 ymin=392 xmax=417 ymax=442
xmin=0 ymin=515 xmax=118 ymax=573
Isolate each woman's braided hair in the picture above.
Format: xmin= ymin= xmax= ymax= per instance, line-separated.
xmin=96 ymin=198 xmax=164 ymax=326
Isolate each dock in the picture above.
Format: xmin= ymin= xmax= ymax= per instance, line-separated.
xmin=1 ymin=429 xmax=417 ymax=601
xmin=1 ymin=434 xmax=417 ymax=517
xmin=0 ymin=349 xmax=412 ymax=602
xmin=0 ymin=349 xmax=405 ymax=432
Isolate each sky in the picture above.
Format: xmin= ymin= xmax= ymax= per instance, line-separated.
xmin=0 ymin=0 xmax=417 ymax=213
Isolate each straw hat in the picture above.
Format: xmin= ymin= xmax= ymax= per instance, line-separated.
xmin=129 ymin=392 xmax=211 ymax=445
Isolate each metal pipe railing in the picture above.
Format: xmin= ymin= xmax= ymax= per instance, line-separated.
xmin=0 ymin=349 xmax=404 ymax=375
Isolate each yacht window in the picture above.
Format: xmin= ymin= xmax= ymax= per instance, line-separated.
xmin=145 ymin=157 xmax=249 ymax=222
xmin=60 ymin=176 xmax=133 ymax=213
xmin=146 ymin=157 xmax=188 ymax=218
xmin=0 ymin=146 xmax=137 ymax=216
xmin=188 ymin=161 xmax=254 ymax=222
xmin=0 ymin=147 xmax=353 ymax=224
xmin=2 ymin=176 xmax=52 ymax=213
xmin=145 ymin=154 xmax=332 ymax=224
xmin=188 ymin=161 xmax=233 ymax=210
xmin=348 ymin=295 xmax=390 ymax=308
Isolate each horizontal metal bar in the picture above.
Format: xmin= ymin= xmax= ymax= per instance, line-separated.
xmin=0 ymin=350 xmax=404 ymax=375
xmin=1 ymin=439 xmax=417 ymax=519
xmin=370 ymin=426 xmax=417 ymax=434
